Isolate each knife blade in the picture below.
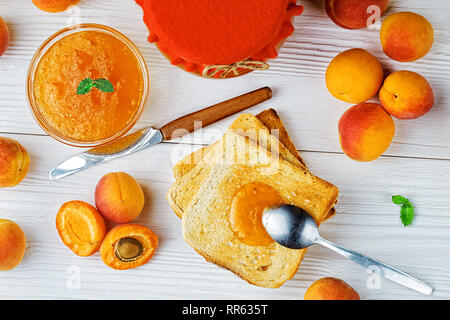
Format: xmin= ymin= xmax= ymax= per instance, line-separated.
xmin=49 ymin=87 xmax=272 ymax=180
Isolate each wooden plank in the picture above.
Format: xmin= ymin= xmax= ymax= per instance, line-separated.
xmin=0 ymin=0 xmax=449 ymax=160
xmin=0 ymin=133 xmax=449 ymax=300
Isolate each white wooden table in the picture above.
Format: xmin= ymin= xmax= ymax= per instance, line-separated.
xmin=0 ymin=0 xmax=449 ymax=300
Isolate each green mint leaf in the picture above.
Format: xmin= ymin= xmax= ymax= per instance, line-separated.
xmin=93 ymin=78 xmax=114 ymax=93
xmin=76 ymin=78 xmax=94 ymax=95
xmin=400 ymin=204 xmax=414 ymax=227
xmin=392 ymin=195 xmax=408 ymax=205
xmin=392 ymin=195 xmax=415 ymax=227
xmin=76 ymin=78 xmax=114 ymax=95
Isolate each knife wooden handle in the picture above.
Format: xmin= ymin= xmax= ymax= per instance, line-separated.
xmin=160 ymin=87 xmax=272 ymax=141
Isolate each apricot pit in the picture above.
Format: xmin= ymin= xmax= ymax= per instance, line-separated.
xmin=100 ymin=224 xmax=158 ymax=270
xmin=114 ymin=237 xmax=144 ymax=263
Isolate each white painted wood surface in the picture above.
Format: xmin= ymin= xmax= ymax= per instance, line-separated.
xmin=0 ymin=0 xmax=449 ymax=300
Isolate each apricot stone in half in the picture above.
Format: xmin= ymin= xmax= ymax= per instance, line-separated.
xmin=100 ymin=224 xmax=158 ymax=270
xmin=56 ymin=201 xmax=106 ymax=256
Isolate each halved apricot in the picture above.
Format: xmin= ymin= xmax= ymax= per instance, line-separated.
xmin=229 ymin=182 xmax=282 ymax=246
xmin=100 ymin=224 xmax=158 ymax=270
xmin=56 ymin=201 xmax=106 ymax=257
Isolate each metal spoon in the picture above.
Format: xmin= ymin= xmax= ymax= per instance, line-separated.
xmin=262 ymin=204 xmax=434 ymax=295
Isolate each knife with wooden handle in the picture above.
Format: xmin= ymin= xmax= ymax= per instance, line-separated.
xmin=49 ymin=87 xmax=272 ymax=180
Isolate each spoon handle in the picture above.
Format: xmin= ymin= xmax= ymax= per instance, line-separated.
xmin=316 ymin=237 xmax=434 ymax=295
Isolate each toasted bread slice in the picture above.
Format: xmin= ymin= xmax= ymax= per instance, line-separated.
xmin=170 ymin=110 xmax=336 ymax=220
xmin=172 ymin=109 xmax=306 ymax=181
xmin=181 ymin=131 xmax=339 ymax=288
xmin=255 ymin=109 xmax=306 ymax=166
xmin=168 ymin=113 xmax=307 ymax=219
xmin=252 ymin=110 xmax=335 ymax=220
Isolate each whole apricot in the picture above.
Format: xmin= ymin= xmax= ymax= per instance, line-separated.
xmin=304 ymin=277 xmax=360 ymax=300
xmin=0 ymin=219 xmax=26 ymax=271
xmin=95 ymin=172 xmax=145 ymax=224
xmin=100 ymin=224 xmax=158 ymax=270
xmin=0 ymin=137 xmax=30 ymax=188
xmin=326 ymin=48 xmax=384 ymax=103
xmin=56 ymin=201 xmax=106 ymax=257
xmin=0 ymin=17 xmax=9 ymax=57
xmin=380 ymin=71 xmax=434 ymax=119
xmin=380 ymin=12 xmax=434 ymax=62
xmin=339 ymin=103 xmax=395 ymax=162
xmin=32 ymin=0 xmax=80 ymax=13
xmin=326 ymin=0 xmax=390 ymax=29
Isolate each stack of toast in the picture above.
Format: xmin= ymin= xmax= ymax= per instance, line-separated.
xmin=167 ymin=109 xmax=339 ymax=288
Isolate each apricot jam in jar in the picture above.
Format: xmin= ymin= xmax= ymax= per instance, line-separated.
xmin=27 ymin=24 xmax=149 ymax=147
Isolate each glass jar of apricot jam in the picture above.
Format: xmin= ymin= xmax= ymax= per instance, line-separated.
xmin=27 ymin=24 xmax=149 ymax=147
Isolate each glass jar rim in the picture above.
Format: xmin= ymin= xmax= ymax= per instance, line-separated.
xmin=26 ymin=23 xmax=150 ymax=148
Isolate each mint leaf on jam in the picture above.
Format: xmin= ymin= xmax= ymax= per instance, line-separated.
xmin=93 ymin=78 xmax=114 ymax=93
xmin=392 ymin=195 xmax=415 ymax=227
xmin=76 ymin=78 xmax=114 ymax=95
xmin=77 ymin=78 xmax=94 ymax=95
